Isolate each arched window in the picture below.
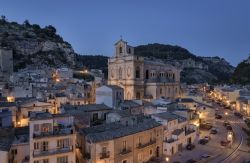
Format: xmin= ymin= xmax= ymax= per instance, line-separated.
xmin=146 ymin=70 xmax=149 ymax=79
xmin=135 ymin=67 xmax=140 ymax=79
xmin=119 ymin=46 xmax=123 ymax=53
xmin=119 ymin=67 xmax=122 ymax=79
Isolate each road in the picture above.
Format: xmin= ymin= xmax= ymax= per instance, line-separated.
xmin=170 ymin=102 xmax=250 ymax=163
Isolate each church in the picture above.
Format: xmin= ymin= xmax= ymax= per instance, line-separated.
xmin=108 ymin=39 xmax=181 ymax=100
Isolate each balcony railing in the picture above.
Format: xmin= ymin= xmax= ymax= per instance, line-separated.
xmin=185 ymin=129 xmax=196 ymax=136
xmin=137 ymin=139 xmax=156 ymax=149
xmin=119 ymin=148 xmax=132 ymax=155
xmin=99 ymin=151 xmax=110 ymax=159
xmin=165 ymin=138 xmax=177 ymax=143
xmin=33 ymin=146 xmax=73 ymax=157
xmin=33 ymin=128 xmax=74 ymax=138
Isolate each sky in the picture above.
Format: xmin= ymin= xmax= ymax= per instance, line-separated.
xmin=1 ymin=0 xmax=250 ymax=66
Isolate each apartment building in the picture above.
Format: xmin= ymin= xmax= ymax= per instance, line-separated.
xmin=77 ymin=117 xmax=163 ymax=163
xmin=29 ymin=112 xmax=76 ymax=163
xmin=151 ymin=112 xmax=197 ymax=156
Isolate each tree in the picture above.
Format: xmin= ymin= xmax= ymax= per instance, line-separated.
xmin=1 ymin=15 xmax=6 ymax=21
xmin=23 ymin=19 xmax=31 ymax=27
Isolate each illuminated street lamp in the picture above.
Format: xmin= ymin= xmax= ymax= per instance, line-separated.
xmin=165 ymin=157 xmax=169 ymax=162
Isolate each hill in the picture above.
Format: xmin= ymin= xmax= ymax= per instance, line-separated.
xmin=231 ymin=55 xmax=250 ymax=85
xmin=0 ymin=16 xmax=76 ymax=71
xmin=135 ymin=44 xmax=234 ymax=84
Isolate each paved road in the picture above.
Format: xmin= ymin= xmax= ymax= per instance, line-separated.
xmin=170 ymin=102 xmax=250 ymax=163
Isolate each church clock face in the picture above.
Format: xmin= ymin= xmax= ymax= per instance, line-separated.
xmin=127 ymin=67 xmax=131 ymax=77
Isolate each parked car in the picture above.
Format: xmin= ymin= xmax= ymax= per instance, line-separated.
xmin=210 ymin=129 xmax=218 ymax=134
xmin=234 ymin=112 xmax=243 ymax=118
xmin=204 ymin=136 xmax=211 ymax=141
xmin=201 ymin=154 xmax=212 ymax=158
xmin=224 ymin=121 xmax=230 ymax=126
xmin=220 ymin=140 xmax=230 ymax=146
xmin=186 ymin=159 xmax=197 ymax=163
xmin=215 ymin=114 xmax=222 ymax=119
xmin=186 ymin=144 xmax=195 ymax=150
xmin=226 ymin=125 xmax=233 ymax=131
xmin=242 ymin=160 xmax=250 ymax=163
xmin=199 ymin=139 xmax=209 ymax=145
xmin=200 ymin=123 xmax=213 ymax=130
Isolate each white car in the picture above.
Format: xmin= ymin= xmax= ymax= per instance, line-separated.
xmin=201 ymin=154 xmax=212 ymax=158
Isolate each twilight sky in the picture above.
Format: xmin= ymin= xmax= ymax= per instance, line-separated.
xmin=1 ymin=0 xmax=250 ymax=66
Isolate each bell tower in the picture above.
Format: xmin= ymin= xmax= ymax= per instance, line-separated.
xmin=114 ymin=38 xmax=134 ymax=57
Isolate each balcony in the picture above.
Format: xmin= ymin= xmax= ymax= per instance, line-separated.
xmin=119 ymin=148 xmax=132 ymax=155
xmin=165 ymin=138 xmax=177 ymax=144
xmin=84 ymin=153 xmax=91 ymax=159
xmin=33 ymin=146 xmax=73 ymax=157
xmin=185 ymin=129 xmax=196 ymax=136
xmin=137 ymin=139 xmax=156 ymax=149
xmin=99 ymin=151 xmax=110 ymax=159
xmin=33 ymin=127 xmax=74 ymax=138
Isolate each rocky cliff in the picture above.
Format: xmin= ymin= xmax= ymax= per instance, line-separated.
xmin=0 ymin=17 xmax=76 ymax=71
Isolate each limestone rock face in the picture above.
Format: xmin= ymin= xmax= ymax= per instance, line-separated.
xmin=0 ymin=19 xmax=76 ymax=71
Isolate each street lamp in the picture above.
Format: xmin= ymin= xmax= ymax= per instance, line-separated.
xmin=165 ymin=157 xmax=169 ymax=162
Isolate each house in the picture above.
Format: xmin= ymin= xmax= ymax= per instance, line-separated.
xmin=96 ymin=85 xmax=124 ymax=108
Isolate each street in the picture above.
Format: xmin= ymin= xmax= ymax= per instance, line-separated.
xmin=169 ymin=103 xmax=250 ymax=163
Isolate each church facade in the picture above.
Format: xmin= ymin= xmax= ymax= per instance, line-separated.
xmin=108 ymin=39 xmax=181 ymax=100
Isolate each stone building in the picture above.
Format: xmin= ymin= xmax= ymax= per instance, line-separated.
xmin=108 ymin=39 xmax=181 ymax=100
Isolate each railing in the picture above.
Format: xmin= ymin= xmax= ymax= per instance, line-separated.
xmin=33 ymin=128 xmax=74 ymax=138
xmin=165 ymin=138 xmax=177 ymax=143
xmin=33 ymin=146 xmax=73 ymax=157
xmin=99 ymin=151 xmax=110 ymax=159
xmin=137 ymin=139 xmax=156 ymax=149
xmin=119 ymin=148 xmax=132 ymax=155
xmin=185 ymin=129 xmax=196 ymax=136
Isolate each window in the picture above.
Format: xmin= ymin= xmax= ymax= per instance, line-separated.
xmin=93 ymin=113 xmax=98 ymax=121
xmin=34 ymin=142 xmax=39 ymax=150
xmin=102 ymin=146 xmax=107 ymax=153
xmin=135 ymin=67 xmax=140 ymax=79
xmin=122 ymin=140 xmax=127 ymax=150
xmin=42 ymin=141 xmax=48 ymax=151
xmin=128 ymin=48 xmax=131 ymax=53
xmin=34 ymin=124 xmax=39 ymax=132
xmin=11 ymin=149 xmax=17 ymax=155
xmin=119 ymin=46 xmax=123 ymax=53
xmin=122 ymin=160 xmax=127 ymax=163
xmin=57 ymin=139 xmax=69 ymax=149
xmin=160 ymin=88 xmax=162 ymax=94
xmin=150 ymin=149 xmax=153 ymax=155
xmin=34 ymin=161 xmax=39 ymax=163
xmin=138 ymin=153 xmax=143 ymax=161
xmin=136 ymin=92 xmax=140 ymax=99
xmin=43 ymin=159 xmax=49 ymax=163
xmin=145 ymin=70 xmax=149 ymax=79
xmin=119 ymin=67 xmax=122 ymax=79
xmin=138 ymin=136 xmax=142 ymax=145
xmin=57 ymin=156 xmax=68 ymax=163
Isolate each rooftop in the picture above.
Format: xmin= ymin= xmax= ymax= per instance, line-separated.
xmin=29 ymin=112 xmax=70 ymax=121
xmin=152 ymin=112 xmax=186 ymax=123
xmin=80 ymin=118 xmax=161 ymax=143
xmin=63 ymin=104 xmax=112 ymax=112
